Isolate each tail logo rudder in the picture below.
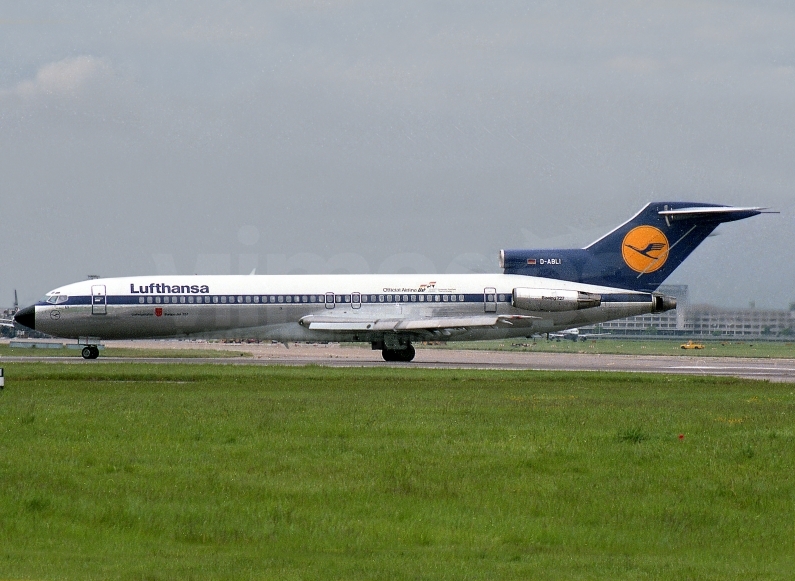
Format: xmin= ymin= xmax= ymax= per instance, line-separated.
xmin=621 ymin=226 xmax=669 ymax=273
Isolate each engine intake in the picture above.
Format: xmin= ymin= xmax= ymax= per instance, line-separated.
xmin=512 ymin=288 xmax=601 ymax=312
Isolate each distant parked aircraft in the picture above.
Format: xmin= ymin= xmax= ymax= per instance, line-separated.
xmin=0 ymin=290 xmax=18 ymax=328
xmin=548 ymin=328 xmax=612 ymax=342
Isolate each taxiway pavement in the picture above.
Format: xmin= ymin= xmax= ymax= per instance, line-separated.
xmin=2 ymin=341 xmax=795 ymax=382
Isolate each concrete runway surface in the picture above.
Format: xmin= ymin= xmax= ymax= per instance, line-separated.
xmin=2 ymin=341 xmax=795 ymax=383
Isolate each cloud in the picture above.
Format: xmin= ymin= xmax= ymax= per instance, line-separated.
xmin=7 ymin=56 xmax=112 ymax=98
xmin=0 ymin=54 xmax=145 ymax=137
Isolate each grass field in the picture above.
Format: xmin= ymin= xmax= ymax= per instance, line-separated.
xmin=0 ymin=364 xmax=793 ymax=580
xmin=436 ymin=338 xmax=795 ymax=359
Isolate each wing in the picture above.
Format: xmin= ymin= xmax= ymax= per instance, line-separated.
xmin=299 ymin=313 xmax=539 ymax=333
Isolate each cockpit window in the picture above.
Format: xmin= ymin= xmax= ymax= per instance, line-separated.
xmin=44 ymin=295 xmax=68 ymax=304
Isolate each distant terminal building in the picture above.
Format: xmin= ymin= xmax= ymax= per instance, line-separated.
xmin=589 ymin=285 xmax=795 ymax=338
xmin=684 ymin=304 xmax=795 ymax=338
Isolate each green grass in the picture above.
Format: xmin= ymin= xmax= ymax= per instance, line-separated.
xmin=436 ymin=338 xmax=795 ymax=358
xmin=0 ymin=344 xmax=251 ymax=358
xmin=0 ymin=364 xmax=793 ymax=580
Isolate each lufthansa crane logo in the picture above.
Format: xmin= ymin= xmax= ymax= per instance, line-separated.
xmin=622 ymin=226 xmax=670 ymax=273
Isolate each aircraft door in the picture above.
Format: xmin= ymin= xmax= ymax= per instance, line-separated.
xmin=484 ymin=287 xmax=497 ymax=313
xmin=91 ymin=285 xmax=107 ymax=315
xmin=352 ymin=292 xmax=361 ymax=309
xmin=325 ymin=292 xmax=335 ymax=309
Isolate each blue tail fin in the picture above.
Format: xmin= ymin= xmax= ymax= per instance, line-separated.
xmin=500 ymin=202 xmax=767 ymax=292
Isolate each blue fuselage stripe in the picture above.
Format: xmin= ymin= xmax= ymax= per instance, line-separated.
xmin=41 ymin=292 xmax=652 ymax=308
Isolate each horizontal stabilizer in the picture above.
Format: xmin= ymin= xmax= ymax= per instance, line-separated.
xmin=658 ymin=206 xmax=774 ymax=222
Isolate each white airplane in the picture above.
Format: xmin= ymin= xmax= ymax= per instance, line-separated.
xmin=14 ymin=203 xmax=769 ymax=360
xmin=547 ymin=328 xmax=612 ymax=342
xmin=0 ymin=290 xmax=18 ymax=329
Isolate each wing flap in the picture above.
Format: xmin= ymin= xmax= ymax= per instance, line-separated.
xmin=396 ymin=316 xmax=502 ymax=330
xmin=300 ymin=314 xmax=539 ymax=332
xmin=308 ymin=322 xmax=374 ymax=331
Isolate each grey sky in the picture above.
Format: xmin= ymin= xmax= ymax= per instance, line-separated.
xmin=2 ymin=1 xmax=793 ymax=308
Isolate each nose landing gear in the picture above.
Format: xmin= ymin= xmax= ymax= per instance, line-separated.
xmin=81 ymin=345 xmax=100 ymax=360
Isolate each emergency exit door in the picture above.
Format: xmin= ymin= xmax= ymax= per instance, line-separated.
xmin=91 ymin=285 xmax=107 ymax=315
xmin=484 ymin=287 xmax=497 ymax=313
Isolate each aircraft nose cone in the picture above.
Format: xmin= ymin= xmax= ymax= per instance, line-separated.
xmin=14 ymin=305 xmax=35 ymax=330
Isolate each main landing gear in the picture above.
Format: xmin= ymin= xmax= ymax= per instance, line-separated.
xmin=381 ymin=343 xmax=415 ymax=362
xmin=373 ymin=337 xmax=416 ymax=362
xmin=81 ymin=345 xmax=100 ymax=360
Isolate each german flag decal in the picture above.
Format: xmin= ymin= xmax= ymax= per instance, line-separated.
xmin=621 ymin=226 xmax=669 ymax=273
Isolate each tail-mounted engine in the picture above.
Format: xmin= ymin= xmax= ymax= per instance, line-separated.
xmin=651 ymin=293 xmax=677 ymax=313
xmin=512 ymin=288 xmax=601 ymax=312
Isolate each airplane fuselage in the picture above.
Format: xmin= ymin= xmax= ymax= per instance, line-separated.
xmin=30 ymin=273 xmax=665 ymax=344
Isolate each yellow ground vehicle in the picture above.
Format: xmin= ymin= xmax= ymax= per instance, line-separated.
xmin=680 ymin=340 xmax=705 ymax=350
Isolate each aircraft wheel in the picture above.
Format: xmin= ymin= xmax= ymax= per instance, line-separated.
xmin=81 ymin=346 xmax=100 ymax=360
xmin=381 ymin=344 xmax=415 ymax=362
xmin=399 ymin=344 xmax=416 ymax=362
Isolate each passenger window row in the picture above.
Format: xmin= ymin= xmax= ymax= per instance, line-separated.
xmin=136 ymin=294 xmax=507 ymax=305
